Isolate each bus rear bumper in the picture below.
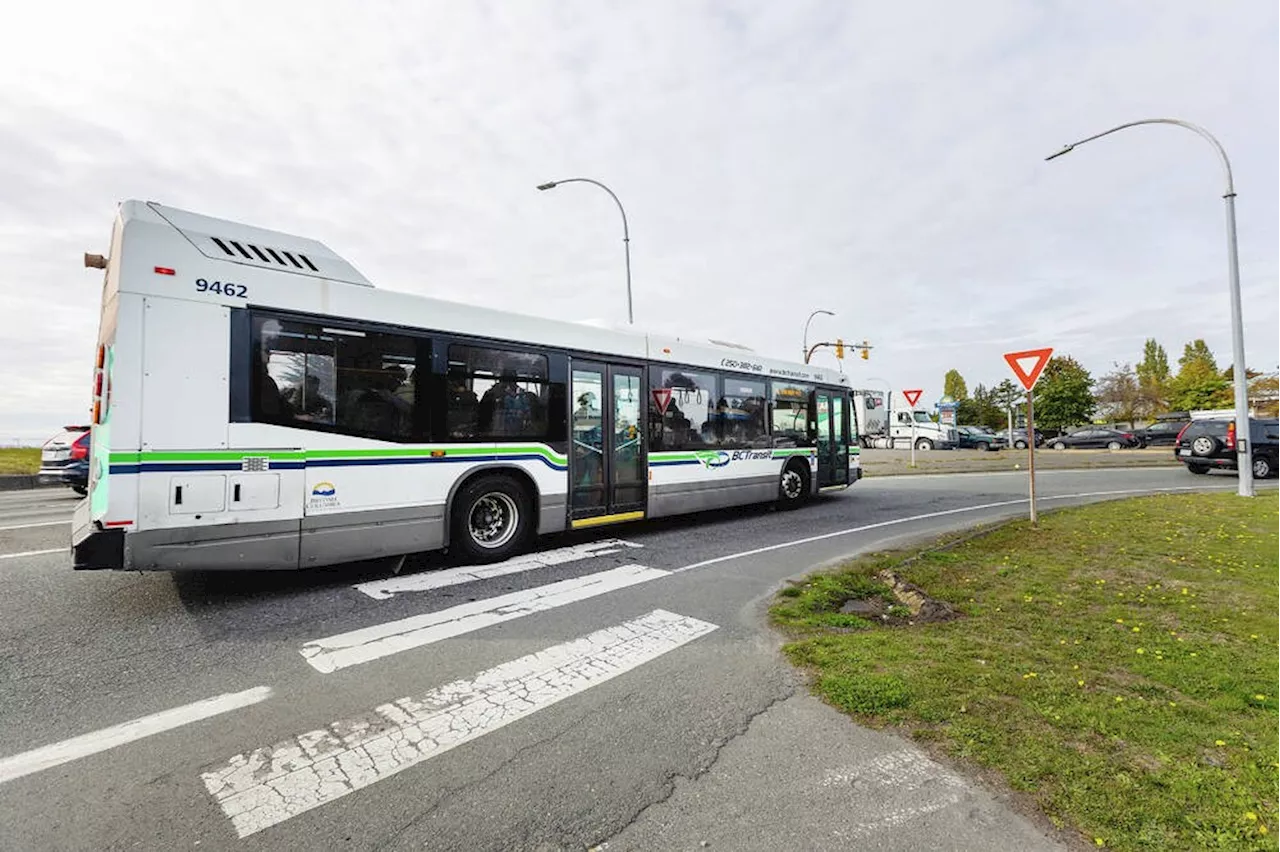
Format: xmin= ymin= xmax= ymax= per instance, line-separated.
xmin=72 ymin=516 xmax=124 ymax=570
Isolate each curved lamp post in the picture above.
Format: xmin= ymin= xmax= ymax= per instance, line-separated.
xmin=1046 ymin=118 xmax=1252 ymax=497
xmin=802 ymin=309 xmax=834 ymax=363
xmin=537 ymin=178 xmax=633 ymax=325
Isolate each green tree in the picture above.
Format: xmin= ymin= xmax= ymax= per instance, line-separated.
xmin=956 ymin=383 xmax=1002 ymax=429
xmin=1168 ymin=340 xmax=1231 ymax=411
xmin=943 ymin=369 xmax=968 ymax=401
xmin=1249 ymin=373 xmax=1279 ymax=418
xmin=1033 ymin=355 xmax=1095 ymax=430
xmin=1135 ymin=339 xmax=1170 ymax=415
xmin=1095 ymin=363 xmax=1142 ymax=425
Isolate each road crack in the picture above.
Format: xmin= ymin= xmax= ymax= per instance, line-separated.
xmin=589 ymin=681 xmax=798 ymax=850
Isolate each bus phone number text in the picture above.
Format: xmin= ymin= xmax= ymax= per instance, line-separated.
xmin=196 ymin=278 xmax=248 ymax=298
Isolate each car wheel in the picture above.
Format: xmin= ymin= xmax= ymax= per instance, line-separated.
xmin=1190 ymin=435 xmax=1219 ymax=457
xmin=777 ymin=461 xmax=810 ymax=510
xmin=1253 ymin=456 xmax=1273 ymax=480
xmin=1107 ymin=441 xmax=1122 ymax=451
xmin=1186 ymin=464 xmax=1209 ymax=475
xmin=1052 ymin=441 xmax=1066 ymax=450
xmin=450 ymin=474 xmax=532 ymax=564
xmin=915 ymin=438 xmax=934 ymax=451
xmin=1014 ymin=439 xmax=1027 ymax=450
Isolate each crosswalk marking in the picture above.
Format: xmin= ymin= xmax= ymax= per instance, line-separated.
xmin=205 ymin=609 xmax=717 ymax=838
xmin=0 ymin=687 xmax=272 ymax=785
xmin=352 ymin=538 xmax=643 ymax=600
xmin=302 ymin=564 xmax=668 ymax=674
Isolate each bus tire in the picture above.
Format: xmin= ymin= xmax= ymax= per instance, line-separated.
xmin=777 ymin=460 xmax=810 ymax=510
xmin=450 ymin=474 xmax=532 ymax=564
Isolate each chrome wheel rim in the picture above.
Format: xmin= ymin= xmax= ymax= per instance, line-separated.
xmin=468 ymin=492 xmax=518 ymax=549
xmin=1192 ymin=436 xmax=1214 ymax=456
xmin=1253 ymin=458 xmax=1269 ymax=478
xmin=781 ymin=469 xmax=803 ymax=500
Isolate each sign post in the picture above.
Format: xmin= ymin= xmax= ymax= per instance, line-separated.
xmin=1002 ymin=349 xmax=1053 ymax=526
xmin=902 ymin=389 xmax=923 ymax=469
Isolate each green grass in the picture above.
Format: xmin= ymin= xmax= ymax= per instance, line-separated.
xmin=0 ymin=447 xmax=39 ymax=475
xmin=772 ymin=492 xmax=1279 ymax=851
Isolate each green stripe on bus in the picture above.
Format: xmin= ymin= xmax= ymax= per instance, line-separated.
xmin=111 ymin=446 xmax=567 ymax=464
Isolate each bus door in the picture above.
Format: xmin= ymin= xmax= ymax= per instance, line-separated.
xmin=569 ymin=361 xmax=647 ymax=527
xmin=814 ymin=390 xmax=850 ymax=488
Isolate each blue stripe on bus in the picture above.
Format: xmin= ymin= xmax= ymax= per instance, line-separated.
xmin=306 ymin=455 xmax=567 ymax=472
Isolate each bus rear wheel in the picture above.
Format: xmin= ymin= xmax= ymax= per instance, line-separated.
xmin=451 ymin=474 xmax=532 ymax=564
xmin=777 ymin=461 xmax=810 ymax=510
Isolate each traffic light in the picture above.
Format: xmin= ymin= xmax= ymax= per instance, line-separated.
xmin=835 ymin=338 xmax=845 ymax=359
xmin=861 ymin=340 xmax=870 ymax=360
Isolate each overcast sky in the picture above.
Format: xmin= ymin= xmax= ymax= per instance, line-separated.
xmin=1 ymin=0 xmax=1276 ymax=442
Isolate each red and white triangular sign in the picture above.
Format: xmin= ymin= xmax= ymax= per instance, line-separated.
xmin=902 ymin=388 xmax=923 ymax=407
xmin=1003 ymin=348 xmax=1054 ymax=391
xmin=652 ymin=387 xmax=673 ymax=415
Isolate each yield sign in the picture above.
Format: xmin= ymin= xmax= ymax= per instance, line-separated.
xmin=1004 ymin=348 xmax=1054 ymax=391
xmin=651 ymin=387 xmax=673 ymax=415
xmin=902 ymin=388 xmax=923 ymax=407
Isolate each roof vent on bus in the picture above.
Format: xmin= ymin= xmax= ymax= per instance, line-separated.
xmin=208 ymin=236 xmax=321 ymax=273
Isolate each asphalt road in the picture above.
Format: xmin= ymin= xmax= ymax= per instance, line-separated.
xmin=0 ymin=468 xmax=1261 ymax=851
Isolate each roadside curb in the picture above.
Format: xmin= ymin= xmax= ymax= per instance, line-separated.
xmin=0 ymin=475 xmax=55 ymax=492
xmin=863 ymin=462 xmax=1182 ymax=478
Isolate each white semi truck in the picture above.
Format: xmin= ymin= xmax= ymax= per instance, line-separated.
xmin=852 ymin=389 xmax=956 ymax=450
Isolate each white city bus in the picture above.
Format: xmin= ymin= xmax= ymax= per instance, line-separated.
xmin=72 ymin=200 xmax=859 ymax=572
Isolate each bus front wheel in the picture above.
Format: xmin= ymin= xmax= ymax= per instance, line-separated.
xmin=451 ymin=474 xmax=532 ymax=564
xmin=777 ymin=461 xmax=810 ymax=510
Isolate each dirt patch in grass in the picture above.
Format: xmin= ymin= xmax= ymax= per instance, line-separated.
xmin=0 ymin=448 xmax=40 ymax=475
xmin=771 ymin=491 xmax=1279 ymax=851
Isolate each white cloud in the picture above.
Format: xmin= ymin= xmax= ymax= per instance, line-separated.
xmin=0 ymin=0 xmax=1275 ymax=440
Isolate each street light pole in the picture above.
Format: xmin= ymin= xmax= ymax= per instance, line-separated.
xmin=1046 ymin=118 xmax=1253 ymax=497
xmin=803 ymin=309 xmax=834 ymax=362
xmin=536 ymin=178 xmax=633 ymax=325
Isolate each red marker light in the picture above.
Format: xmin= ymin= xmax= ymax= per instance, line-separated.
xmin=154 ymin=266 xmax=175 ymax=275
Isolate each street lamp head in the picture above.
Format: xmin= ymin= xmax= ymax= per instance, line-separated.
xmin=536 ymin=182 xmax=558 ymax=191
xmin=1044 ymin=145 xmax=1075 ymax=162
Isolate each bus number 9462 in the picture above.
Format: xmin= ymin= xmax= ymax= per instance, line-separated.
xmin=195 ymin=279 xmax=248 ymax=298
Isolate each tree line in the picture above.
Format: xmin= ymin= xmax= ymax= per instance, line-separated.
xmin=943 ymin=339 xmax=1279 ymax=432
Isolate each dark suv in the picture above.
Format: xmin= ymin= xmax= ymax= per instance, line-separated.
xmin=1174 ymin=417 xmax=1278 ymax=479
xmin=1133 ymin=417 xmax=1192 ymax=448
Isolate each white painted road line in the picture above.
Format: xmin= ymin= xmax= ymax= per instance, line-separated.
xmin=0 ymin=548 xmax=63 ymax=561
xmin=206 ymin=609 xmax=716 ymax=838
xmin=673 ymin=484 xmax=1239 ymax=574
xmin=0 ymin=687 xmax=272 ymax=786
xmin=303 ymin=563 xmax=668 ymax=674
xmin=353 ymin=538 xmax=643 ymax=600
xmin=0 ymin=520 xmax=70 ymax=532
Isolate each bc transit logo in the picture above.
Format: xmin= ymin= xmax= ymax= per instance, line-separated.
xmin=694 ymin=451 xmax=731 ymax=469
xmin=311 ymin=481 xmax=336 ymax=497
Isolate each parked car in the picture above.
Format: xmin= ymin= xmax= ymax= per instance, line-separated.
xmin=994 ymin=428 xmax=1043 ymax=449
xmin=1174 ymin=417 xmax=1278 ymax=479
xmin=1046 ymin=428 xmax=1141 ymax=450
xmin=1131 ymin=418 xmax=1191 ymax=448
xmin=37 ymin=425 xmax=91 ymax=494
xmin=955 ymin=426 xmax=1006 ymax=451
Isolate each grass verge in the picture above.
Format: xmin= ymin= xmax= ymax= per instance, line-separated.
xmin=0 ymin=448 xmax=40 ymax=475
xmin=771 ymin=491 xmax=1278 ymax=851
